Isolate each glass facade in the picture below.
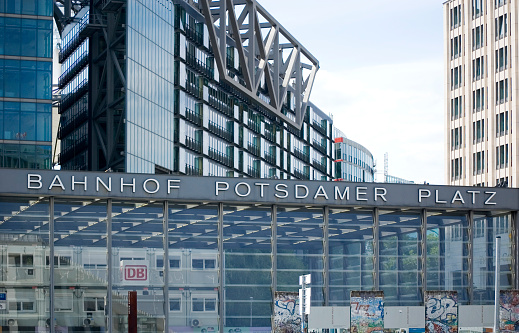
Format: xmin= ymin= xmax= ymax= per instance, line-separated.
xmin=58 ymin=0 xmax=335 ymax=180
xmin=334 ymin=137 xmax=375 ymax=182
xmin=0 ymin=191 xmax=515 ymax=332
xmin=0 ymin=0 xmax=53 ymax=169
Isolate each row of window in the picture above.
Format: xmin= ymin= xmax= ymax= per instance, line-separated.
xmin=472 ymin=25 xmax=484 ymax=50
xmin=450 ymin=5 xmax=462 ymax=29
xmin=0 ymin=59 xmax=52 ymax=100
xmin=452 ymin=113 xmax=510 ymax=148
xmin=7 ymin=296 xmax=217 ymax=313
xmin=452 ymin=143 xmax=511 ymax=179
xmin=0 ymin=143 xmax=50 ymax=169
xmin=451 ymin=65 xmax=462 ymax=89
xmin=0 ymin=0 xmax=53 ymax=16
xmin=0 ymin=17 xmax=53 ymax=58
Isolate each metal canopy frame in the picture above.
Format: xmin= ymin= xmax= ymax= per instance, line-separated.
xmin=200 ymin=0 xmax=318 ymax=129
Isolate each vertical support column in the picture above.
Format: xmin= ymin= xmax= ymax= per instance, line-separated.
xmin=421 ymin=209 xmax=428 ymax=301
xmin=107 ymin=199 xmax=113 ymax=333
xmin=49 ymin=197 xmax=55 ymax=333
xmin=467 ymin=211 xmax=474 ymax=304
xmin=511 ymin=211 xmax=518 ymax=289
xmin=163 ymin=201 xmax=169 ymax=333
xmin=294 ymin=50 xmax=302 ymax=125
xmin=271 ymin=205 xmax=278 ymax=328
xmin=494 ymin=236 xmax=502 ymax=333
xmin=373 ymin=208 xmax=379 ymax=290
xmin=218 ymin=203 xmax=224 ymax=333
xmin=323 ymin=206 xmax=329 ymax=306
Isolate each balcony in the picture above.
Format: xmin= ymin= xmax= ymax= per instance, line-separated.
xmin=58 ymin=107 xmax=88 ymax=140
xmin=312 ymin=120 xmax=327 ymax=136
xmin=185 ymin=23 xmax=203 ymax=46
xmin=264 ymin=151 xmax=276 ymax=165
xmin=248 ymin=119 xmax=261 ymax=133
xmin=208 ymin=95 xmax=233 ymax=118
xmin=248 ymin=165 xmax=260 ymax=178
xmin=312 ymin=159 xmax=327 ymax=174
xmin=58 ymin=52 xmax=88 ymax=89
xmin=60 ymin=79 xmax=89 ymax=113
xmin=265 ymin=129 xmax=276 ymax=142
xmin=293 ymin=147 xmax=310 ymax=163
xmin=313 ymin=140 xmax=327 ymax=155
xmin=294 ymin=169 xmax=310 ymax=180
xmin=185 ymin=107 xmax=202 ymax=126
xmin=208 ymin=147 xmax=233 ymax=168
xmin=208 ymin=120 xmax=233 ymax=142
xmin=248 ymin=142 xmax=260 ymax=157
xmin=58 ymin=135 xmax=88 ymax=165
xmin=186 ymin=52 xmax=214 ymax=79
xmin=185 ymin=164 xmax=202 ymax=176
xmin=186 ymin=82 xmax=200 ymax=99
xmin=185 ymin=137 xmax=202 ymax=153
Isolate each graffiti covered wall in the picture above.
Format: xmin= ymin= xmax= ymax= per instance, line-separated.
xmin=500 ymin=290 xmax=519 ymax=332
xmin=274 ymin=291 xmax=300 ymax=333
xmin=425 ymin=291 xmax=458 ymax=333
xmin=350 ymin=291 xmax=384 ymax=333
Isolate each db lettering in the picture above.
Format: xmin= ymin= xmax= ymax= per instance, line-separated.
xmin=125 ymin=265 xmax=147 ymax=281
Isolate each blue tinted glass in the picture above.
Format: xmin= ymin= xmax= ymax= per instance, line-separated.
xmin=4 ymin=69 xmax=19 ymax=97
xmin=4 ymin=27 xmax=20 ymax=55
xmin=20 ymin=112 xmax=36 ymax=140
xmin=36 ymin=103 xmax=50 ymax=113
xmin=21 ymin=103 xmax=36 ymax=112
xmin=21 ymin=60 xmax=36 ymax=69
xmin=5 ymin=0 xmax=20 ymax=14
xmin=20 ymin=69 xmax=36 ymax=99
xmin=22 ymin=28 xmax=37 ymax=57
xmin=22 ymin=18 xmax=37 ymax=28
xmin=36 ymin=112 xmax=51 ymax=141
xmin=4 ymin=102 xmax=18 ymax=110
xmin=4 ymin=111 xmax=19 ymax=139
xmin=38 ymin=0 xmax=52 ymax=16
xmin=5 ymin=60 xmax=19 ymax=68
xmin=4 ymin=18 xmax=20 ymax=27
xmin=36 ymin=69 xmax=51 ymax=99
xmin=21 ymin=0 xmax=37 ymax=15
xmin=0 ymin=111 xmax=3 ymax=140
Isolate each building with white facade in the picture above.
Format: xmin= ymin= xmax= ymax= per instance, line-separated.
xmin=444 ymin=0 xmax=517 ymax=187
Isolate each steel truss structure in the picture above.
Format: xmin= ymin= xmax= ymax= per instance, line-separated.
xmin=200 ymin=0 xmax=318 ymax=129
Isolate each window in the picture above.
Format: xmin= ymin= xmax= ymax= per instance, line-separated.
xmin=496 ymin=144 xmax=509 ymax=168
xmin=451 ymin=5 xmax=462 ymax=29
xmin=496 ymin=47 xmax=508 ymax=72
xmin=473 ymin=88 xmax=485 ymax=111
xmin=472 ymin=0 xmax=483 ymax=18
xmin=496 ymin=0 xmax=506 ymax=8
xmin=496 ymin=111 xmax=509 ymax=137
xmin=473 ymin=120 xmax=485 ymax=143
xmin=451 ymin=96 xmax=462 ymax=120
xmin=192 ymin=258 xmax=216 ymax=270
xmin=473 ymin=151 xmax=485 ymax=175
xmin=46 ymin=255 xmax=71 ymax=267
xmin=451 ymin=157 xmax=463 ymax=180
xmin=451 ymin=126 xmax=463 ymax=150
xmin=84 ymin=297 xmax=105 ymax=312
xmin=192 ymin=298 xmax=217 ymax=312
xmin=169 ymin=298 xmax=181 ymax=312
xmin=451 ymin=66 xmax=462 ymax=89
xmin=495 ymin=14 xmax=507 ymax=39
xmin=496 ymin=79 xmax=508 ymax=104
xmin=9 ymin=301 xmax=35 ymax=312
xmin=451 ymin=35 xmax=462 ymax=59
xmin=473 ymin=56 xmax=484 ymax=80
xmin=474 ymin=219 xmax=485 ymax=238
xmin=8 ymin=254 xmax=33 ymax=267
xmin=472 ymin=25 xmax=484 ymax=50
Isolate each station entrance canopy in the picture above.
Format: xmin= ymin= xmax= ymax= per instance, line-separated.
xmin=0 ymin=169 xmax=518 ymax=332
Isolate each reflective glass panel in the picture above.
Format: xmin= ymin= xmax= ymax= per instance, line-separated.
xmin=223 ymin=204 xmax=272 ymax=328
xmin=277 ymin=206 xmax=324 ymax=306
xmin=328 ymin=208 xmax=374 ymax=305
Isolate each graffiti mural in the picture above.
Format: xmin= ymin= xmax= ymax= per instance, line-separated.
xmin=274 ymin=291 xmax=300 ymax=333
xmin=425 ymin=291 xmax=458 ymax=333
xmin=350 ymin=291 xmax=384 ymax=333
xmin=500 ymin=290 xmax=519 ymax=332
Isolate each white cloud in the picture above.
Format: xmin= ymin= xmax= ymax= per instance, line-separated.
xmin=310 ymin=61 xmax=445 ymax=184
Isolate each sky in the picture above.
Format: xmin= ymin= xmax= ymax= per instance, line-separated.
xmin=256 ymin=0 xmax=446 ymax=185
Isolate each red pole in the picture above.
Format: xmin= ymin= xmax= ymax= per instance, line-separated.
xmin=128 ymin=291 xmax=137 ymax=333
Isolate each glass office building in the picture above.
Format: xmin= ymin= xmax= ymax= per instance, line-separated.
xmin=0 ymin=0 xmax=53 ymax=168
xmin=0 ymin=169 xmax=517 ymax=332
xmin=334 ymin=137 xmax=375 ymax=182
xmin=57 ymin=0 xmax=334 ymax=181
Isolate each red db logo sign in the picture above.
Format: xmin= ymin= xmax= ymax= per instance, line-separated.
xmin=125 ymin=265 xmax=147 ymax=281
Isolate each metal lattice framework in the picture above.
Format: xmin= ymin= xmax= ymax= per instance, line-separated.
xmin=200 ymin=0 xmax=319 ymax=129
